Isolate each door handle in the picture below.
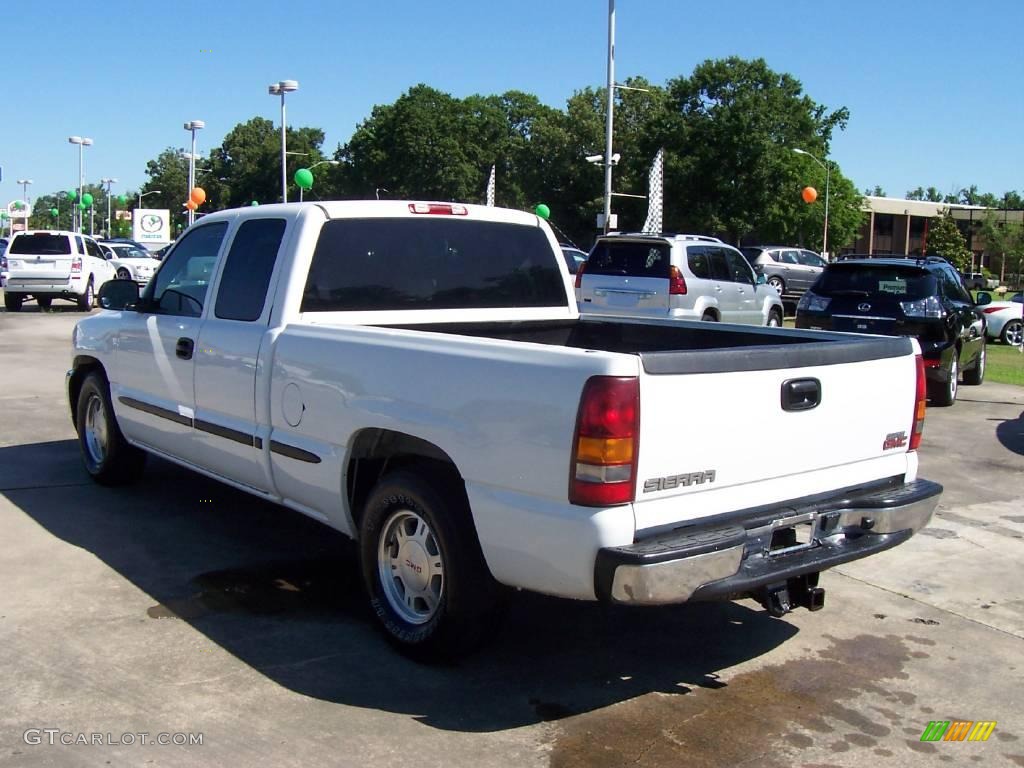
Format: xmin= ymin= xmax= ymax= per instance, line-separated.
xmin=176 ymin=337 xmax=194 ymax=360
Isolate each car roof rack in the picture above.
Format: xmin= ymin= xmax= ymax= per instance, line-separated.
xmin=603 ymin=232 xmax=724 ymax=243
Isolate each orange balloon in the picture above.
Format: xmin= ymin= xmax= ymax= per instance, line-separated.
xmin=185 ymin=200 xmax=197 ymax=211
xmin=190 ymin=187 xmax=206 ymax=205
xmin=802 ymin=186 xmax=818 ymax=204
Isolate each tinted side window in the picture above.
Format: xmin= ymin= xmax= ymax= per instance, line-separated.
xmin=144 ymin=223 xmax=228 ymax=317
xmin=939 ymin=267 xmax=969 ymax=302
xmin=215 ymin=219 xmax=286 ymax=321
xmin=724 ymin=249 xmax=755 ymax=284
xmin=85 ymin=239 xmax=102 ymax=258
xmin=302 ymin=218 xmax=567 ymax=312
xmin=780 ymin=250 xmax=801 ymax=265
xmin=687 ymin=246 xmax=712 ymax=279
xmin=707 ymin=248 xmax=731 ymax=281
xmin=799 ymin=251 xmax=826 ymax=268
xmin=75 ymin=236 xmax=85 ymax=254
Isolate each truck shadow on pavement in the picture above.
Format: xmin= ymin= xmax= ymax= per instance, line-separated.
xmin=994 ymin=410 xmax=1024 ymax=455
xmin=3 ymin=439 xmax=798 ymax=733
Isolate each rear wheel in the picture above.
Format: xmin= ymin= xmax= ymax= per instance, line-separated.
xmin=116 ymin=268 xmax=132 ymax=280
xmin=360 ymin=466 xmax=500 ymax=661
xmin=962 ymin=342 xmax=986 ymax=385
xmin=930 ymin=353 xmax=959 ymax=407
xmin=75 ymin=371 xmax=147 ymax=485
xmin=767 ymin=308 xmax=783 ymax=327
xmin=1002 ymin=319 xmax=1023 ymax=346
xmin=4 ymin=293 xmax=23 ymax=312
xmin=36 ymin=296 xmax=53 ymax=310
xmin=701 ymin=311 xmax=717 ymax=322
xmin=77 ymin=279 xmax=94 ymax=311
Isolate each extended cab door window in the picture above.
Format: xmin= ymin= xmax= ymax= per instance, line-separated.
xmin=214 ymin=218 xmax=286 ymax=321
xmin=143 ymin=223 xmax=228 ymax=317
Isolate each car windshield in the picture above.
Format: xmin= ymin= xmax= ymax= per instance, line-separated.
xmin=9 ymin=234 xmax=72 ymax=255
xmin=110 ymin=245 xmax=150 ymax=259
xmin=585 ymin=241 xmax=671 ymax=278
xmin=815 ymin=265 xmax=938 ymax=300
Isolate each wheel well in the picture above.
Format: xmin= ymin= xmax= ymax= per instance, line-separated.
xmin=69 ymin=357 xmax=106 ymax=429
xmin=346 ymin=429 xmax=464 ymax=530
xmin=701 ymin=308 xmax=719 ymax=321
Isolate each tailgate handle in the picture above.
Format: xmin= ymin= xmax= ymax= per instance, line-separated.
xmin=781 ymin=378 xmax=820 ymax=412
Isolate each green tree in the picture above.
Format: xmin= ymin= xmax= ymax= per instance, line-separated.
xmin=927 ymin=212 xmax=971 ymax=270
xmin=980 ymin=211 xmax=1024 ymax=283
xmin=906 ymin=186 xmax=944 ymax=202
xmin=864 ymin=185 xmax=886 ymax=196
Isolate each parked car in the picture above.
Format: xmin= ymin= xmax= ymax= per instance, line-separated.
xmin=3 ymin=230 xmax=116 ymax=311
xmin=960 ymin=272 xmax=987 ymax=291
xmin=740 ymin=246 xmax=827 ymax=297
xmin=560 ymin=245 xmax=587 ymax=274
xmin=977 ymin=291 xmax=1023 ymax=345
xmin=68 ymin=200 xmax=939 ymax=659
xmin=576 ymin=233 xmax=785 ymax=326
xmin=796 ymin=256 xmax=986 ymax=406
xmin=102 ymin=237 xmax=152 ymax=252
xmin=98 ymin=241 xmax=159 ymax=284
xmin=0 ymin=237 xmax=9 ymax=287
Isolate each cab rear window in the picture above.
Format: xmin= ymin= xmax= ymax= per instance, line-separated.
xmin=9 ymin=234 xmax=72 ymax=255
xmin=585 ymin=241 xmax=670 ymax=278
xmin=816 ymin=265 xmax=937 ymax=299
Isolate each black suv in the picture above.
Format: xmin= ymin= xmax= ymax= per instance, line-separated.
xmin=795 ymin=257 xmax=986 ymax=406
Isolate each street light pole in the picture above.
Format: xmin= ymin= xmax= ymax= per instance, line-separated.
xmin=68 ymin=136 xmax=93 ymax=233
xmin=268 ymin=80 xmax=299 ymax=203
xmin=793 ymin=147 xmax=831 ymax=256
xmin=297 ymin=159 xmax=339 ymax=202
xmin=602 ymin=0 xmax=616 ymax=235
xmin=138 ymin=190 xmax=163 ymax=208
xmin=183 ymin=121 xmax=205 ymax=226
xmin=15 ymin=179 xmax=32 ymax=233
xmin=100 ymin=178 xmax=117 ymax=238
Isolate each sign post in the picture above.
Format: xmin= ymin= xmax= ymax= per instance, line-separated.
xmin=131 ymin=209 xmax=171 ymax=247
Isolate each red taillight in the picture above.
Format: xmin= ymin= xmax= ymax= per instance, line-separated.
xmin=71 ymin=257 xmax=83 ymax=273
xmin=910 ymin=354 xmax=926 ymax=451
xmin=570 ymin=376 xmax=639 ymax=506
xmin=668 ymin=265 xmax=687 ymax=295
xmin=922 ymin=358 xmax=941 ymax=368
xmin=408 ymin=203 xmax=468 ymax=215
xmin=574 ymin=262 xmax=586 ymax=289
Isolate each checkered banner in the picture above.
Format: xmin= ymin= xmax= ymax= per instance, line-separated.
xmin=641 ymin=148 xmax=665 ymax=234
xmin=485 ymin=165 xmax=496 ymax=207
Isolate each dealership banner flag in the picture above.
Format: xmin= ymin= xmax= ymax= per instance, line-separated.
xmin=485 ymin=165 xmax=496 ymax=207
xmin=642 ymin=148 xmax=665 ymax=234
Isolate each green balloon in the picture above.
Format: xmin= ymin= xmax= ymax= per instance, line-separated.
xmin=251 ymin=200 xmax=259 ymax=206
xmin=66 ymin=191 xmax=76 ymax=201
xmin=117 ymin=195 xmax=127 ymax=205
xmin=82 ymin=193 xmax=94 ymax=207
xmin=534 ymin=203 xmax=551 ymax=220
xmin=294 ymin=168 xmax=314 ymax=190
xmin=50 ymin=208 xmax=59 ymax=217
xmin=79 ymin=202 xmax=88 ymax=210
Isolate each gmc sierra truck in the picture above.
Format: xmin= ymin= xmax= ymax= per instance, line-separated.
xmin=68 ymin=201 xmax=940 ymax=659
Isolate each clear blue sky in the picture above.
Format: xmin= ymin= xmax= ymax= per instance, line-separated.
xmin=2 ymin=0 xmax=1021 ymax=208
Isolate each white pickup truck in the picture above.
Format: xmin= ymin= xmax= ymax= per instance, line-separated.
xmin=69 ymin=201 xmax=941 ymax=659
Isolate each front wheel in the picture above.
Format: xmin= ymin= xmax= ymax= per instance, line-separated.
xmin=1002 ymin=319 xmax=1023 ymax=346
xmin=116 ymin=268 xmax=132 ymax=281
xmin=962 ymin=342 xmax=986 ymax=386
xmin=360 ymin=467 xmax=500 ymax=661
xmin=76 ymin=372 xmax=147 ymax=485
xmin=767 ymin=276 xmax=785 ymax=295
xmin=701 ymin=311 xmax=717 ymax=322
xmin=766 ymin=308 xmax=783 ymax=327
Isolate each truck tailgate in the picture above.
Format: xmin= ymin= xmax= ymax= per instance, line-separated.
xmin=633 ymin=339 xmax=918 ymax=533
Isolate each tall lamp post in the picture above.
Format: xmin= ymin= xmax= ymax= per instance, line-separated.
xmin=793 ymin=147 xmax=831 ymax=256
xmin=68 ymin=136 xmax=93 ymax=233
xmin=100 ymin=178 xmax=117 ymax=237
xmin=183 ymin=120 xmax=205 ymax=226
xmin=138 ymin=190 xmax=162 ymax=208
xmin=268 ymin=80 xmax=299 ymax=203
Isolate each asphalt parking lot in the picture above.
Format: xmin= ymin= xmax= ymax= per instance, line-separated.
xmin=1 ymin=302 xmax=1022 ymax=768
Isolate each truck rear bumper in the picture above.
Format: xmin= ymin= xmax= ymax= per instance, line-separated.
xmin=595 ymin=478 xmax=941 ymax=605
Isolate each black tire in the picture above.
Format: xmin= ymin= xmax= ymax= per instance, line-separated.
xmin=962 ymin=341 xmax=986 ymax=386
xmin=75 ymin=371 xmax=146 ymax=485
xmin=116 ymin=268 xmax=132 ymax=280
xmin=77 ymin=279 xmax=94 ymax=311
xmin=929 ymin=352 xmax=959 ymax=407
xmin=1002 ymin=319 xmax=1023 ymax=346
xmin=36 ymin=296 xmax=53 ymax=310
xmin=767 ymin=276 xmax=785 ymax=295
xmin=701 ymin=311 xmax=717 ymax=322
xmin=359 ymin=466 xmax=500 ymax=661
xmin=767 ymin=308 xmax=783 ymax=327
xmin=5 ymin=293 xmax=24 ymax=312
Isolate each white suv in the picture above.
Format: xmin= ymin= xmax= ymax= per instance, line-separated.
xmin=576 ymin=233 xmax=784 ymax=326
xmin=3 ymin=230 xmax=116 ymax=311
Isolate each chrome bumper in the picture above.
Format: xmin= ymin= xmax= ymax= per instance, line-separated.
xmin=596 ymin=478 xmax=941 ymax=605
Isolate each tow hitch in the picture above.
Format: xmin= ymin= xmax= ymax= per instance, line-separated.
xmin=758 ymin=573 xmax=825 ymax=617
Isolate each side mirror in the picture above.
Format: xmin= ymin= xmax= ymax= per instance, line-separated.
xmin=97 ymin=279 xmax=140 ymax=311
xmin=756 ymin=274 xmax=767 ymax=285
xmin=975 ymin=292 xmax=992 ymax=306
